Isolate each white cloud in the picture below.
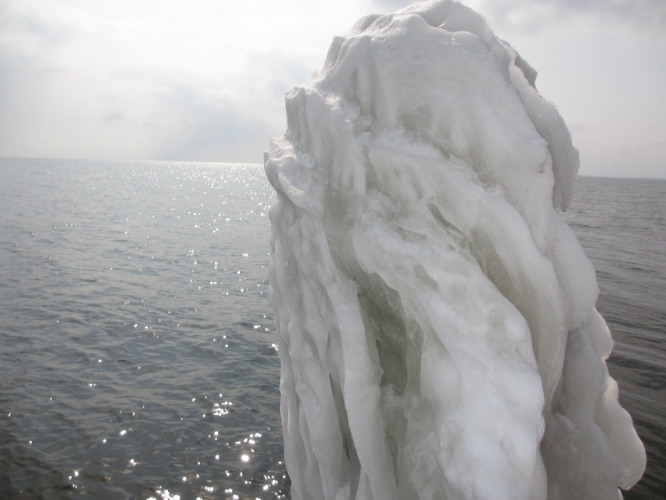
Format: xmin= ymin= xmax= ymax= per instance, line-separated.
xmin=374 ymin=0 xmax=666 ymax=37
xmin=0 ymin=0 xmax=374 ymax=162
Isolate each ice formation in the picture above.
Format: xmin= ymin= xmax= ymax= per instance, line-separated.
xmin=264 ymin=1 xmax=646 ymax=499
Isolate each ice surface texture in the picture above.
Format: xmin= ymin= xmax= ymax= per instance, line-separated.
xmin=264 ymin=1 xmax=645 ymax=499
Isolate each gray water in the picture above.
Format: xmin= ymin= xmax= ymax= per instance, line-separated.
xmin=0 ymin=158 xmax=285 ymax=499
xmin=0 ymin=158 xmax=664 ymax=499
xmin=563 ymin=176 xmax=666 ymax=500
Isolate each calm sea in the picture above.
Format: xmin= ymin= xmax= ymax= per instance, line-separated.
xmin=0 ymin=158 xmax=664 ymax=500
xmin=563 ymin=176 xmax=666 ymax=500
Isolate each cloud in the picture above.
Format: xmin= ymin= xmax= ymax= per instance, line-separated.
xmin=543 ymin=0 xmax=666 ymax=29
xmin=149 ymin=81 xmax=275 ymax=162
xmin=0 ymin=0 xmax=313 ymax=162
xmin=103 ymin=112 xmax=126 ymax=123
xmin=141 ymin=44 xmax=318 ymax=162
xmin=372 ymin=0 xmax=415 ymax=9
xmin=372 ymin=0 xmax=666 ymax=37
xmin=0 ymin=0 xmax=354 ymax=163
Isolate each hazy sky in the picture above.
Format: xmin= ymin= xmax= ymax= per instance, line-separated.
xmin=1 ymin=0 xmax=664 ymax=177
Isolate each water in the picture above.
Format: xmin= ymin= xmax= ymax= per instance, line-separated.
xmin=563 ymin=177 xmax=666 ymax=500
xmin=0 ymin=159 xmax=664 ymax=499
xmin=0 ymin=158 xmax=286 ymax=499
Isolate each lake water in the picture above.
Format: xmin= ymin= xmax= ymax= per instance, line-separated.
xmin=0 ymin=158 xmax=664 ymax=499
xmin=562 ymin=176 xmax=666 ymax=500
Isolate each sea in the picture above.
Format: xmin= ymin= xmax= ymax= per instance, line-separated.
xmin=0 ymin=157 xmax=664 ymax=500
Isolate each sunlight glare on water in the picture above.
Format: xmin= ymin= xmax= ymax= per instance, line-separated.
xmin=0 ymin=158 xmax=288 ymax=499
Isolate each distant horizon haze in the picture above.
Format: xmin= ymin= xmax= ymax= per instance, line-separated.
xmin=1 ymin=155 xmax=664 ymax=182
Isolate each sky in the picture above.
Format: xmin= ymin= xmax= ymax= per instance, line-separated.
xmin=0 ymin=0 xmax=664 ymax=178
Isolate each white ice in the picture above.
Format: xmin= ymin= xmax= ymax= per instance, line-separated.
xmin=264 ymin=1 xmax=646 ymax=499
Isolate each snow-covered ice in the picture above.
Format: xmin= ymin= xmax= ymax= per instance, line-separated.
xmin=264 ymin=1 xmax=646 ymax=499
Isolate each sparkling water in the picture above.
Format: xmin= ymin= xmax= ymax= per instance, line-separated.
xmin=0 ymin=158 xmax=287 ymax=499
xmin=0 ymin=158 xmax=664 ymax=499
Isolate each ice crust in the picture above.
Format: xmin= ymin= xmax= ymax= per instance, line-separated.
xmin=264 ymin=1 xmax=646 ymax=499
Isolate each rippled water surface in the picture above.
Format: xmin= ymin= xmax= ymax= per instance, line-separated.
xmin=0 ymin=158 xmax=285 ymax=499
xmin=0 ymin=159 xmax=664 ymax=499
xmin=564 ymin=177 xmax=666 ymax=500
